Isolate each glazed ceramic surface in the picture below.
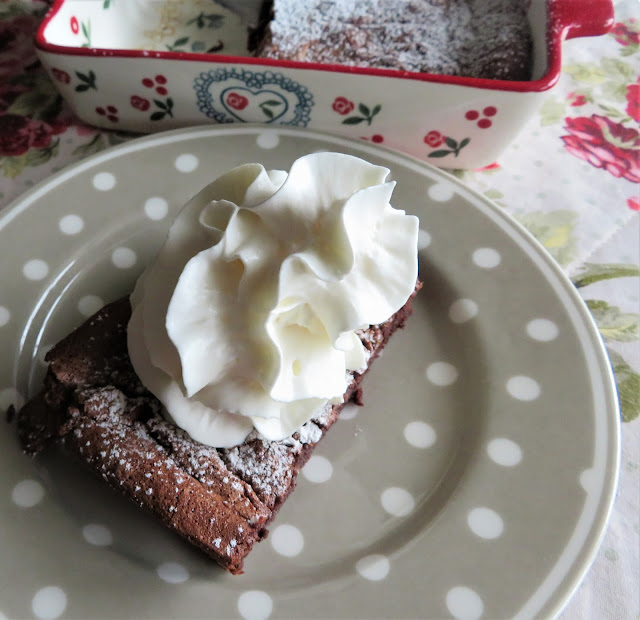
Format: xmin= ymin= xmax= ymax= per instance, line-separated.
xmin=34 ymin=0 xmax=614 ymax=169
xmin=0 ymin=126 xmax=619 ymax=620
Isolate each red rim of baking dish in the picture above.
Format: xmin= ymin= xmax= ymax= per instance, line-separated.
xmin=35 ymin=0 xmax=614 ymax=94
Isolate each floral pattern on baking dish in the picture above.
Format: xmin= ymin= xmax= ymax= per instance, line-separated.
xmin=194 ymin=68 xmax=314 ymax=126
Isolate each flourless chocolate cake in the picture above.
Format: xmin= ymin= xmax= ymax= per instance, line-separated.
xmin=17 ymin=285 xmax=420 ymax=574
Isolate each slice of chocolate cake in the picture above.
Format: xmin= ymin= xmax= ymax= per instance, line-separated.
xmin=257 ymin=0 xmax=532 ymax=80
xmin=17 ymin=285 xmax=420 ymax=574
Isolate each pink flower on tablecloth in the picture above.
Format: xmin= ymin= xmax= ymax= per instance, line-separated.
xmin=0 ymin=114 xmax=64 ymax=157
xmin=561 ymin=115 xmax=640 ymax=184
xmin=568 ymin=92 xmax=587 ymax=107
xmin=627 ymin=196 xmax=640 ymax=211
xmin=610 ymin=21 xmax=640 ymax=46
xmin=625 ymin=79 xmax=639 ymax=122
xmin=0 ymin=15 xmax=39 ymax=81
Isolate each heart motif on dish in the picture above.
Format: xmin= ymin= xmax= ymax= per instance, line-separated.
xmin=220 ymin=87 xmax=289 ymax=123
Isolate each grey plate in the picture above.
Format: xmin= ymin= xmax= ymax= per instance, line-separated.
xmin=0 ymin=126 xmax=619 ymax=620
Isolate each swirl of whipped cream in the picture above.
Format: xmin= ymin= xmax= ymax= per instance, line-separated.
xmin=128 ymin=153 xmax=418 ymax=448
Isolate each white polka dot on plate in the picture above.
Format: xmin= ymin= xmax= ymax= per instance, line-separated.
xmin=256 ymin=131 xmax=280 ymax=149
xmin=340 ymin=403 xmax=359 ymax=420
xmin=426 ymin=362 xmax=458 ymax=386
xmin=144 ymin=196 xmax=169 ymax=220
xmin=82 ymin=523 xmax=113 ymax=546
xmin=580 ymin=468 xmax=596 ymax=494
xmin=302 ymin=455 xmax=333 ymax=483
xmin=356 ymin=554 xmax=390 ymax=581
xmin=404 ymin=421 xmax=436 ymax=449
xmin=92 ymin=172 xmax=116 ymax=191
xmin=428 ymin=182 xmax=455 ymax=202
xmin=238 ymin=591 xmax=273 ymax=620
xmin=381 ymin=487 xmax=415 ymax=517
xmin=270 ymin=524 xmax=304 ymax=557
xmin=157 ymin=562 xmax=189 ymax=584
xmin=58 ymin=214 xmax=84 ymax=235
xmin=77 ymin=295 xmax=104 ymax=317
xmin=526 ymin=318 xmax=559 ymax=342
xmin=0 ymin=306 xmax=9 ymax=327
xmin=32 ymin=586 xmax=67 ymax=620
xmin=506 ymin=375 xmax=540 ymax=401
xmin=467 ymin=507 xmax=504 ymax=539
xmin=449 ymin=299 xmax=478 ymax=324
xmin=23 ymin=259 xmax=49 ymax=281
xmin=472 ymin=247 xmax=501 ymax=269
xmin=446 ymin=586 xmax=484 ymax=620
xmin=12 ymin=479 xmax=45 ymax=508
xmin=487 ymin=438 xmax=522 ymax=467
xmin=111 ymin=247 xmax=137 ymax=269
xmin=174 ymin=153 xmax=199 ymax=173
xmin=0 ymin=386 xmax=23 ymax=412
xmin=417 ymin=229 xmax=431 ymax=250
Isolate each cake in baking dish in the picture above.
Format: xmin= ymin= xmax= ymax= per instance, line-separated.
xmin=256 ymin=0 xmax=532 ymax=80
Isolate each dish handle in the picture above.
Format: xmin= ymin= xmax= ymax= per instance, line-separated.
xmin=550 ymin=0 xmax=615 ymax=40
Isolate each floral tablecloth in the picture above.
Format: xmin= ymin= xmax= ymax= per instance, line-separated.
xmin=1 ymin=1 xmax=638 ymax=618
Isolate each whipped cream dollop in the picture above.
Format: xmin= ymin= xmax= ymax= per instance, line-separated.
xmin=128 ymin=153 xmax=418 ymax=448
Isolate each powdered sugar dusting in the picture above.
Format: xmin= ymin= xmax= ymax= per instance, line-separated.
xmin=261 ymin=0 xmax=531 ymax=80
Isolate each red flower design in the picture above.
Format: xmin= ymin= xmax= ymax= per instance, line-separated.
xmin=51 ymin=68 xmax=71 ymax=84
xmin=627 ymin=196 xmax=640 ymax=211
xmin=70 ymin=16 xmax=79 ymax=35
xmin=424 ymin=130 xmax=445 ymax=148
xmin=561 ymin=114 xmax=640 ymax=183
xmin=0 ymin=15 xmax=40 ymax=82
xmin=0 ymin=114 xmax=57 ymax=157
xmin=226 ymin=92 xmax=249 ymax=111
xmin=611 ymin=22 xmax=640 ymax=46
xmin=332 ymin=96 xmax=354 ymax=115
xmin=130 ymin=95 xmax=150 ymax=111
xmin=626 ymin=80 xmax=640 ymax=122
xmin=568 ymin=91 xmax=587 ymax=107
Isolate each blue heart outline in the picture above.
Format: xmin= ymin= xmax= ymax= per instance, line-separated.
xmin=194 ymin=68 xmax=314 ymax=127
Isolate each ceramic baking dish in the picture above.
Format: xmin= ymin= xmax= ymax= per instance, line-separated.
xmin=35 ymin=0 xmax=614 ymax=169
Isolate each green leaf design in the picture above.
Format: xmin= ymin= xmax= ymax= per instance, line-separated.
xmin=428 ymin=150 xmax=453 ymax=158
xmin=601 ymin=57 xmax=635 ymax=81
xmin=25 ymin=139 xmax=59 ymax=166
xmin=517 ymin=210 xmax=577 ymax=267
xmin=72 ymin=134 xmax=105 ymax=157
xmin=358 ymin=103 xmax=370 ymax=116
xmin=445 ymin=137 xmax=457 ymax=150
xmin=606 ymin=348 xmax=640 ymax=422
xmin=572 ymin=263 xmax=640 ymax=288
xmin=262 ymin=100 xmax=281 ymax=107
xmin=0 ymin=154 xmax=29 ymax=179
xmin=564 ymin=63 xmax=607 ymax=84
xmin=75 ymin=84 xmax=90 ymax=93
xmin=539 ymin=97 xmax=566 ymax=126
xmin=484 ymin=189 xmax=504 ymax=201
xmin=459 ymin=137 xmax=470 ymax=149
xmin=371 ymin=104 xmax=381 ymax=117
xmin=261 ymin=106 xmax=274 ymax=119
xmin=150 ymin=111 xmax=165 ymax=121
xmin=154 ymin=99 xmax=167 ymax=110
xmin=586 ymin=300 xmax=640 ymax=342
xmin=342 ymin=117 xmax=365 ymax=125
